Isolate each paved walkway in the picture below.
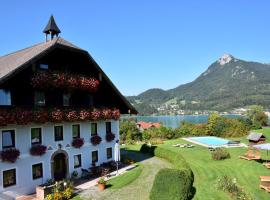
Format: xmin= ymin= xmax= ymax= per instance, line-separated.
xmin=77 ymin=152 xmax=171 ymax=200
xmin=75 ymin=164 xmax=136 ymax=190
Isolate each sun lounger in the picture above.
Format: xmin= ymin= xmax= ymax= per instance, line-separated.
xmin=260 ymin=176 xmax=270 ymax=192
xmin=187 ymin=144 xmax=194 ymax=148
xmin=260 ymin=176 xmax=270 ymax=181
xmin=172 ymin=144 xmax=180 ymax=147
xmin=263 ymin=163 xmax=270 ymax=169
xmin=239 ymin=150 xmax=261 ymax=161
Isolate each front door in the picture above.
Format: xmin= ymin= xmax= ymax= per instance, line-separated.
xmin=53 ymin=153 xmax=67 ymax=181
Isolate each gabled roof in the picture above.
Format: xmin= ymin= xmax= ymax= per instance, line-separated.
xmin=0 ymin=37 xmax=137 ymax=114
xmin=136 ymin=121 xmax=161 ymax=129
xmin=43 ymin=15 xmax=61 ymax=34
xmin=0 ymin=38 xmax=82 ymax=82
xmin=247 ymin=132 xmax=265 ymax=141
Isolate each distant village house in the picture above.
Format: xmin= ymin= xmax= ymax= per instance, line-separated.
xmin=136 ymin=121 xmax=161 ymax=132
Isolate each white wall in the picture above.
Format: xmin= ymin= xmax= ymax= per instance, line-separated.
xmin=0 ymin=120 xmax=119 ymax=195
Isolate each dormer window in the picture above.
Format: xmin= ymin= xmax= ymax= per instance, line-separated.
xmin=34 ymin=91 xmax=45 ymax=106
xmin=0 ymin=89 xmax=11 ymax=105
xmin=39 ymin=64 xmax=49 ymax=70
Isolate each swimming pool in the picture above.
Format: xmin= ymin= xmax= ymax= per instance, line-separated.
xmin=185 ymin=136 xmax=229 ymax=147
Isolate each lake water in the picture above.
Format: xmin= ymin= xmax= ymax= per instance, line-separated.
xmin=126 ymin=115 xmax=241 ymax=128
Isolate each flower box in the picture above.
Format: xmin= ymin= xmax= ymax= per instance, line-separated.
xmin=0 ymin=148 xmax=20 ymax=163
xmin=0 ymin=107 xmax=120 ymax=126
xmin=50 ymin=109 xmax=64 ymax=122
xmin=30 ymin=145 xmax=47 ymax=156
xmin=65 ymin=110 xmax=79 ymax=121
xmin=32 ymin=71 xmax=99 ymax=92
xmin=91 ymin=135 xmax=102 ymax=145
xmin=106 ymin=132 xmax=115 ymax=142
xmin=72 ymin=138 xmax=84 ymax=148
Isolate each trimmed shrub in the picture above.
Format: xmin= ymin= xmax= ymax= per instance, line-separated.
xmin=140 ymin=145 xmax=194 ymax=200
xmin=211 ymin=148 xmax=230 ymax=160
xmin=150 ymin=169 xmax=192 ymax=200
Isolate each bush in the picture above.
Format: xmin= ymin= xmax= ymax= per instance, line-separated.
xmin=211 ymin=148 xmax=230 ymax=160
xmin=149 ymin=138 xmax=164 ymax=145
xmin=141 ymin=145 xmax=194 ymax=200
xmin=216 ymin=176 xmax=253 ymax=200
xmin=120 ymin=120 xmax=141 ymax=142
xmin=150 ymin=169 xmax=192 ymax=200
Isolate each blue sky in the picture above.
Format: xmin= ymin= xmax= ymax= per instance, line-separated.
xmin=1 ymin=0 xmax=270 ymax=95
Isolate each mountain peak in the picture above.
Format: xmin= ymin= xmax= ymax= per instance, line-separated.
xmin=218 ymin=54 xmax=234 ymax=65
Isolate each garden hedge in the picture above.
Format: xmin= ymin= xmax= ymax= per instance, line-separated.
xmin=140 ymin=144 xmax=194 ymax=200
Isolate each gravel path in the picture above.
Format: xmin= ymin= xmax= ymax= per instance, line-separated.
xmin=78 ymin=151 xmax=171 ymax=200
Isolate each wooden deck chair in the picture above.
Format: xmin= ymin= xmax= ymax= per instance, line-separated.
xmin=239 ymin=149 xmax=255 ymax=160
xmin=260 ymin=176 xmax=270 ymax=192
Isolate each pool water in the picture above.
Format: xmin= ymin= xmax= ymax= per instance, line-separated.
xmin=188 ymin=136 xmax=229 ymax=146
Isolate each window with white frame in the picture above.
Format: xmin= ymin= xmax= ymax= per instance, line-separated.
xmin=107 ymin=147 xmax=112 ymax=159
xmin=31 ymin=128 xmax=42 ymax=145
xmin=106 ymin=122 xmax=111 ymax=134
xmin=92 ymin=150 xmax=98 ymax=163
xmin=3 ymin=168 xmax=16 ymax=188
xmin=54 ymin=125 xmax=63 ymax=141
xmin=2 ymin=130 xmax=15 ymax=149
xmin=32 ymin=163 xmax=43 ymax=179
xmin=74 ymin=154 xmax=81 ymax=168
xmin=0 ymin=89 xmax=11 ymax=105
xmin=72 ymin=124 xmax=80 ymax=139
xmin=91 ymin=123 xmax=97 ymax=136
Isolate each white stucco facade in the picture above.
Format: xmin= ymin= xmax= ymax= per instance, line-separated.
xmin=0 ymin=120 xmax=119 ymax=195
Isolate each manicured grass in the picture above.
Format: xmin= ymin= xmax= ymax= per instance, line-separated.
xmin=107 ymin=164 xmax=143 ymax=190
xmin=159 ymin=130 xmax=270 ymax=200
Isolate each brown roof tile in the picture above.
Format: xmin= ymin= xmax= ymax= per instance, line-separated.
xmin=0 ymin=37 xmax=82 ymax=81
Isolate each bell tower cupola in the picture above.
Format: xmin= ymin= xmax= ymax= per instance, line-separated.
xmin=43 ymin=15 xmax=61 ymax=41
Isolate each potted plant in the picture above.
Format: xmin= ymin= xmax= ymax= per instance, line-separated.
xmin=97 ymin=178 xmax=106 ymax=191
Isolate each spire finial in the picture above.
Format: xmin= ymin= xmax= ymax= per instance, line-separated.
xmin=43 ymin=15 xmax=61 ymax=41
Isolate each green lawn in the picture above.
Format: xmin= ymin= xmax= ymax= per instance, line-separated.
xmin=107 ymin=164 xmax=143 ymax=189
xmin=73 ymin=128 xmax=270 ymax=200
xmin=158 ymin=128 xmax=270 ymax=200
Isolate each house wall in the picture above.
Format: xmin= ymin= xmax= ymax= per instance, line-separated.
xmin=0 ymin=120 xmax=119 ymax=195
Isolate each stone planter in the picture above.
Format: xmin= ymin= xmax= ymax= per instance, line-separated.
xmin=36 ymin=184 xmax=54 ymax=200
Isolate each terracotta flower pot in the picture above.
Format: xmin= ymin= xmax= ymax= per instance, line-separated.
xmin=98 ymin=183 xmax=106 ymax=191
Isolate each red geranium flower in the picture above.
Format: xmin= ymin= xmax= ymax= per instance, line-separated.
xmin=51 ymin=109 xmax=63 ymax=122
xmin=0 ymin=148 xmax=20 ymax=163
xmin=30 ymin=145 xmax=47 ymax=156
xmin=91 ymin=135 xmax=102 ymax=145
xmin=65 ymin=110 xmax=79 ymax=122
xmin=106 ymin=132 xmax=115 ymax=142
xmin=72 ymin=138 xmax=85 ymax=148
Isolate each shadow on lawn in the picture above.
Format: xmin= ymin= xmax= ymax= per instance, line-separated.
xmin=121 ymin=149 xmax=154 ymax=162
